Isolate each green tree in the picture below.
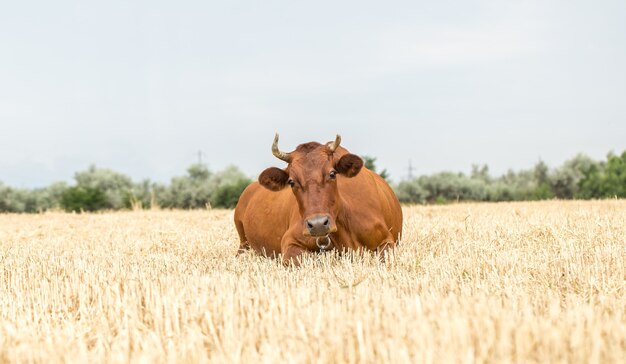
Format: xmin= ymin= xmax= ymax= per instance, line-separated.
xmin=577 ymin=162 xmax=605 ymax=199
xmin=470 ymin=164 xmax=491 ymax=183
xmin=161 ymin=163 xmax=214 ymax=209
xmin=485 ymin=181 xmax=515 ymax=201
xmin=60 ymin=186 xmax=107 ymax=212
xmin=212 ymin=178 xmax=250 ymax=208
xmin=124 ymin=179 xmax=165 ymax=209
xmin=74 ymin=165 xmax=133 ymax=209
xmin=0 ymin=182 xmax=68 ymax=213
xmin=29 ymin=182 xmax=68 ymax=212
xmin=0 ymin=183 xmax=25 ymax=212
xmin=532 ymin=160 xmax=554 ymax=200
xmin=603 ymin=151 xmax=626 ymax=197
xmin=534 ymin=160 xmax=550 ymax=186
xmin=418 ymin=172 xmax=488 ymax=203
xmin=578 ymin=151 xmax=626 ymax=198
xmin=550 ymin=154 xmax=596 ymax=199
xmin=209 ymin=165 xmax=252 ymax=208
xmin=395 ymin=179 xmax=427 ymax=204
xmin=495 ymin=169 xmax=537 ymax=200
xmin=159 ymin=164 xmax=251 ymax=209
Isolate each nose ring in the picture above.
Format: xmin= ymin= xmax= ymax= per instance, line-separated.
xmin=316 ymin=235 xmax=332 ymax=251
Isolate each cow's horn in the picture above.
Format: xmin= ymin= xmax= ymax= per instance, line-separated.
xmin=328 ymin=134 xmax=341 ymax=153
xmin=272 ymin=133 xmax=292 ymax=163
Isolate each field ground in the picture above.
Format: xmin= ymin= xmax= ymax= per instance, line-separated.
xmin=1 ymin=201 xmax=625 ymax=363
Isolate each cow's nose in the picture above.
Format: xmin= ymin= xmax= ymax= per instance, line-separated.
xmin=305 ymin=214 xmax=331 ymax=236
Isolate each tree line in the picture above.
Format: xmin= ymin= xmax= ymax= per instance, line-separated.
xmin=0 ymin=150 xmax=624 ymax=213
xmin=0 ymin=164 xmax=251 ymax=212
xmin=394 ymin=151 xmax=626 ymax=204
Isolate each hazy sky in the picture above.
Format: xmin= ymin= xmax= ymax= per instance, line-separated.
xmin=1 ymin=0 xmax=625 ymax=188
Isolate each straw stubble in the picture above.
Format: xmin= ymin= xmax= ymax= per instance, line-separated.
xmin=1 ymin=201 xmax=624 ymax=363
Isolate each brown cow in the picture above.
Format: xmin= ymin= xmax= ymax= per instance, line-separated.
xmin=234 ymin=134 xmax=402 ymax=265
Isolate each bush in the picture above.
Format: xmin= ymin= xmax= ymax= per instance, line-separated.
xmin=3 ymin=149 xmax=625 ymax=212
xmin=74 ymin=165 xmax=133 ymax=209
xmin=123 ymin=179 xmax=164 ymax=209
xmin=0 ymin=182 xmax=68 ymax=213
xmin=0 ymin=184 xmax=27 ymax=212
xmin=485 ymin=182 xmax=515 ymax=201
xmin=209 ymin=165 xmax=252 ymax=208
xmin=577 ymin=151 xmax=626 ymax=198
xmin=159 ymin=164 xmax=214 ymax=209
xmin=212 ymin=178 xmax=251 ymax=208
xmin=395 ymin=180 xmax=427 ymax=204
xmin=157 ymin=164 xmax=252 ymax=209
xmin=61 ymin=187 xmax=108 ymax=212
xmin=550 ymin=154 xmax=596 ymax=199
xmin=603 ymin=151 xmax=626 ymax=197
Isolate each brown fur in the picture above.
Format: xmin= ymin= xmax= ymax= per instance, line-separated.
xmin=234 ymin=138 xmax=403 ymax=265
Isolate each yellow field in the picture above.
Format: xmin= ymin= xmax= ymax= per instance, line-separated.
xmin=1 ymin=201 xmax=625 ymax=363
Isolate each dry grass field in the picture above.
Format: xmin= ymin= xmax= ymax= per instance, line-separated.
xmin=1 ymin=200 xmax=625 ymax=363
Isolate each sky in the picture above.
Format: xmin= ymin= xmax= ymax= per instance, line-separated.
xmin=1 ymin=0 xmax=625 ymax=188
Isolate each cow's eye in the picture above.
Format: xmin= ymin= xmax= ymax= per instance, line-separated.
xmin=287 ymin=178 xmax=295 ymax=187
xmin=329 ymin=170 xmax=336 ymax=179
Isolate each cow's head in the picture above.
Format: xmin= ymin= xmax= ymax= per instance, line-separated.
xmin=258 ymin=134 xmax=363 ymax=237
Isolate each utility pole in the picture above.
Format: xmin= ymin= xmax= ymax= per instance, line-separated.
xmin=196 ymin=150 xmax=205 ymax=165
xmin=407 ymin=159 xmax=415 ymax=180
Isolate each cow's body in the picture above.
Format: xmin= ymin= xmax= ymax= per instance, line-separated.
xmin=234 ymin=137 xmax=402 ymax=264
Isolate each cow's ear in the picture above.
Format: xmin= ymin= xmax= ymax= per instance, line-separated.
xmin=259 ymin=167 xmax=289 ymax=191
xmin=335 ymin=154 xmax=363 ymax=178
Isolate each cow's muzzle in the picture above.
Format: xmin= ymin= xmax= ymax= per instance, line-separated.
xmin=304 ymin=214 xmax=333 ymax=237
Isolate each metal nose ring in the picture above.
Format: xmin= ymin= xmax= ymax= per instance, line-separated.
xmin=316 ymin=235 xmax=332 ymax=251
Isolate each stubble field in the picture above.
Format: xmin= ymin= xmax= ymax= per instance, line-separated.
xmin=1 ymin=200 xmax=625 ymax=363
